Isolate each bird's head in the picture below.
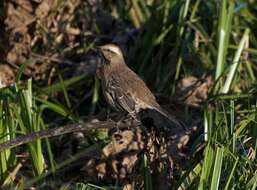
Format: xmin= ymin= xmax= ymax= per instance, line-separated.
xmin=96 ymin=44 xmax=125 ymax=78
xmin=98 ymin=44 xmax=124 ymax=62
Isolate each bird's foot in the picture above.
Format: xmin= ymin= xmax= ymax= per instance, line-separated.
xmin=127 ymin=113 xmax=140 ymax=127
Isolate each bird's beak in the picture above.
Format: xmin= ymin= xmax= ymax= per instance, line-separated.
xmin=96 ymin=46 xmax=105 ymax=52
xmin=95 ymin=47 xmax=111 ymax=65
xmin=96 ymin=46 xmax=104 ymax=56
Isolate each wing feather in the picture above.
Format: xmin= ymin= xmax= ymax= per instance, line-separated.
xmin=107 ymin=76 xmax=135 ymax=113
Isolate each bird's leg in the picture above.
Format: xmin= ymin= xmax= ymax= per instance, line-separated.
xmin=127 ymin=111 xmax=140 ymax=127
xmin=115 ymin=112 xmax=139 ymax=130
xmin=115 ymin=116 xmax=123 ymax=132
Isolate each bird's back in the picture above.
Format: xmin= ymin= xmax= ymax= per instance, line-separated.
xmin=116 ymin=64 xmax=161 ymax=111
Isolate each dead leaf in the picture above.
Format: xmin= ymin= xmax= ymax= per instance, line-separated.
xmin=16 ymin=0 xmax=33 ymax=13
xmin=177 ymin=76 xmax=212 ymax=107
xmin=0 ymin=64 xmax=15 ymax=88
xmin=35 ymin=0 xmax=53 ymax=19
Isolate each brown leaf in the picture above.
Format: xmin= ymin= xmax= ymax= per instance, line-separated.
xmin=6 ymin=42 xmax=29 ymax=65
xmin=16 ymin=0 xmax=33 ymax=13
xmin=177 ymin=76 xmax=212 ymax=107
xmin=102 ymin=129 xmax=144 ymax=157
xmin=35 ymin=0 xmax=53 ymax=18
xmin=0 ymin=64 xmax=15 ymax=88
xmin=5 ymin=3 xmax=35 ymax=29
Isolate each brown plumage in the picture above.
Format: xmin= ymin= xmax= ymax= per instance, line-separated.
xmin=97 ymin=44 xmax=181 ymax=130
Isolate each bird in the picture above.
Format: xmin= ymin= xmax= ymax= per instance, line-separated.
xmin=96 ymin=44 xmax=182 ymax=131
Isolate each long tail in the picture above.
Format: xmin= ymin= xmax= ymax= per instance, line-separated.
xmin=139 ymin=106 xmax=184 ymax=133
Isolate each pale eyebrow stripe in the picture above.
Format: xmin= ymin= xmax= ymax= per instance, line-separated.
xmin=103 ymin=46 xmax=123 ymax=56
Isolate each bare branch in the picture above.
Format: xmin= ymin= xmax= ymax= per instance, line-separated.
xmin=0 ymin=120 xmax=131 ymax=152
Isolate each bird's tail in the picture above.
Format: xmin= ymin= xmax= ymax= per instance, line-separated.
xmin=139 ymin=107 xmax=184 ymax=134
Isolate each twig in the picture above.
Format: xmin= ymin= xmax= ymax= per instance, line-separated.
xmin=0 ymin=120 xmax=132 ymax=152
xmin=31 ymin=52 xmax=75 ymax=65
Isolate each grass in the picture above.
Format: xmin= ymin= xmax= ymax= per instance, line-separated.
xmin=0 ymin=0 xmax=257 ymax=189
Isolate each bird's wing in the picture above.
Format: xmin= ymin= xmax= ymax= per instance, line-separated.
xmin=108 ymin=76 xmax=136 ymax=114
xmin=119 ymin=68 xmax=182 ymax=128
xmin=121 ymin=68 xmax=161 ymax=109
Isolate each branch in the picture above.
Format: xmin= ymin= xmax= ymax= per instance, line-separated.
xmin=0 ymin=120 xmax=131 ymax=152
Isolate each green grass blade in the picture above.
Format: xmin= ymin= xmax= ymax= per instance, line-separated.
xmin=143 ymin=154 xmax=152 ymax=190
xmin=215 ymin=1 xmax=234 ymax=92
xmin=38 ymin=74 xmax=88 ymax=95
xmin=15 ymin=58 xmax=36 ymax=82
xmin=224 ymin=157 xmax=239 ymax=190
xmin=36 ymin=98 xmax=74 ymax=119
xmin=222 ymin=28 xmax=250 ymax=93
xmin=210 ymin=146 xmax=224 ymax=190
xmin=198 ymin=143 xmax=214 ymax=190
xmin=58 ymin=71 xmax=71 ymax=108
